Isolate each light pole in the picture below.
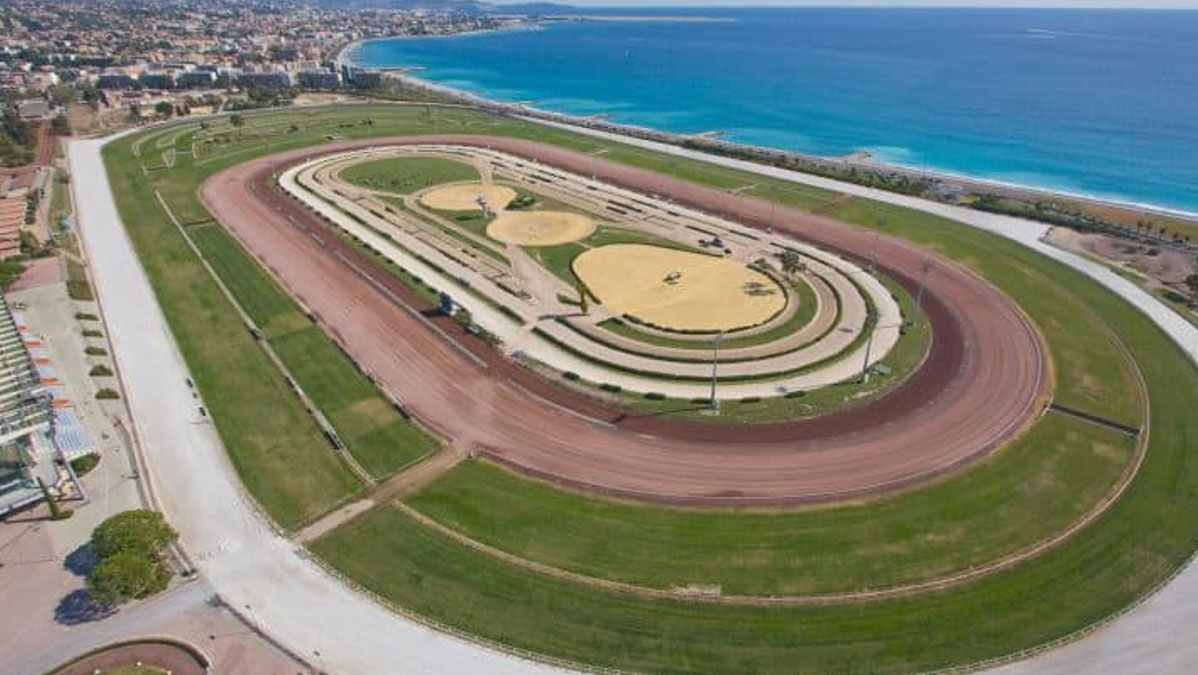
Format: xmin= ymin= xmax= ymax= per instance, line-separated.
xmin=915 ymin=260 xmax=934 ymax=318
xmin=769 ymin=185 xmax=776 ymax=235
xmin=860 ymin=311 xmax=878 ymax=383
xmin=710 ymin=331 xmax=725 ymax=413
xmin=869 ymin=218 xmax=886 ymax=273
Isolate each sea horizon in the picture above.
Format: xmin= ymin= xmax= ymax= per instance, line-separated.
xmin=347 ymin=7 xmax=1198 ymax=216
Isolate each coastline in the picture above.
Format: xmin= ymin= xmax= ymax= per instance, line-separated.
xmin=339 ymin=40 xmax=1198 ymax=226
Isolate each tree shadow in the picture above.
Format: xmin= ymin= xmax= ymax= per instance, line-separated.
xmin=63 ymin=542 xmax=97 ymax=577
xmin=54 ymin=589 xmax=115 ymax=626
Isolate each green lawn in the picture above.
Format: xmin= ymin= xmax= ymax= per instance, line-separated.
xmin=828 ymin=198 xmax=1140 ymax=425
xmin=187 ymin=223 xmax=297 ymax=333
xmin=338 ymin=156 xmax=479 ymax=194
xmin=65 ymin=257 xmax=94 ymax=301
xmin=271 ymin=327 xmax=440 ymax=478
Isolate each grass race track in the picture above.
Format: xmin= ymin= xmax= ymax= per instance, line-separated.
xmin=103 ymin=105 xmax=1198 ymax=673
xmin=409 ymin=415 xmax=1136 ymax=597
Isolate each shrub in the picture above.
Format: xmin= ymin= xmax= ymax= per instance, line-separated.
xmin=75 ymin=312 xmax=100 ymax=321
xmin=562 ymin=371 xmax=580 ymax=381
xmin=599 ymin=383 xmax=622 ymax=393
xmin=85 ymin=346 xmax=107 ymax=356
xmin=95 ymin=388 xmax=120 ymax=400
xmin=785 ymin=390 xmax=806 ymax=399
xmin=740 ymin=396 xmax=762 ymax=404
xmin=90 ymin=364 xmax=114 ymax=377
xmin=644 ymin=392 xmax=666 ymax=401
xmin=91 ymin=510 xmax=177 ymax=561
xmin=86 ymin=550 xmax=172 ymax=606
xmin=82 ymin=329 xmax=104 ymax=338
xmin=70 ymin=452 xmax=101 ymax=477
xmin=67 ymin=280 xmax=94 ymax=301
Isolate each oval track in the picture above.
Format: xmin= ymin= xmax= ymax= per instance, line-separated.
xmin=200 ymin=135 xmax=1047 ymax=505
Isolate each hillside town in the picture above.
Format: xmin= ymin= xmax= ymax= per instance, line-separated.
xmin=0 ymin=0 xmax=531 ymax=257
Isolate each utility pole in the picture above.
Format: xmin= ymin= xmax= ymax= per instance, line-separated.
xmin=860 ymin=311 xmax=878 ymax=384
xmin=710 ymin=331 xmax=725 ymax=413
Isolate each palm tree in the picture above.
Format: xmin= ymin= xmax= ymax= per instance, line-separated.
xmin=778 ymin=249 xmax=804 ymax=279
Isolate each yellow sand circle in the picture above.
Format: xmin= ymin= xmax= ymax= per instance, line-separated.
xmin=419 ymin=183 xmax=518 ymax=212
xmin=487 ymin=211 xmax=597 ymax=246
xmin=574 ymin=244 xmax=787 ymax=332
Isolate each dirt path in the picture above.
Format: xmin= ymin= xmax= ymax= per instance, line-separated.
xmin=293 ymin=445 xmax=468 ymax=545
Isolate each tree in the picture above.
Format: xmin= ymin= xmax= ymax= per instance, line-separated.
xmin=577 ymin=280 xmax=589 ymax=314
xmin=778 ymin=249 xmax=804 ymax=279
xmin=229 ymin=113 xmax=245 ymax=128
xmin=1185 ymin=274 xmax=1198 ymax=298
xmin=91 ymin=509 xmax=177 ymax=559
xmin=86 ymin=510 xmax=176 ymax=606
xmin=50 ymin=113 xmax=70 ymax=136
xmin=86 ymin=550 xmax=171 ymax=606
xmin=37 ymin=476 xmax=71 ymax=520
xmin=154 ymin=101 xmax=173 ymax=118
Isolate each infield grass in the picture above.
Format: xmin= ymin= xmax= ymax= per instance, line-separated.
xmin=338 ymin=156 xmax=478 ymax=194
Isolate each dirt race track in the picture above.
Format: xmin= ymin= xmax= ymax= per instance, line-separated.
xmin=201 ymin=135 xmax=1048 ymax=505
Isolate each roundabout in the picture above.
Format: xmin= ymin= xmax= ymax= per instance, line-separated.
xmin=78 ymin=105 xmax=1198 ymax=675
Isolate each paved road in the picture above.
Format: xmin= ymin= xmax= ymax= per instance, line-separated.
xmin=71 ymin=116 xmax=1198 ymax=675
xmin=68 ymin=136 xmax=571 ymax=675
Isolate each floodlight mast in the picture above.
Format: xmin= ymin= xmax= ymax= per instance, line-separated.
xmin=710 ymin=331 xmax=725 ymax=413
xmin=860 ymin=310 xmax=879 ymax=383
xmin=915 ymin=260 xmax=935 ymax=318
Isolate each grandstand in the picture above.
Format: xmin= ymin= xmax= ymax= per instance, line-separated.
xmin=0 ymin=294 xmax=91 ymax=515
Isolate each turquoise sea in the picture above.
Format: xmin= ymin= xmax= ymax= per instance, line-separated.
xmin=350 ymin=9 xmax=1198 ymax=213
